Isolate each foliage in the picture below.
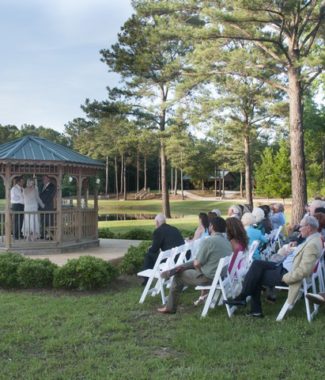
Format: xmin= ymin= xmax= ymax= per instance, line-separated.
xmin=119 ymin=241 xmax=151 ymax=275
xmin=255 ymin=141 xmax=291 ymax=199
xmin=0 ymin=253 xmax=26 ymax=288
xmin=53 ymin=256 xmax=118 ymax=291
xmin=119 ymin=229 xmax=153 ymax=240
xmin=17 ymin=259 xmax=58 ymax=289
xmin=98 ymin=227 xmax=116 ymax=239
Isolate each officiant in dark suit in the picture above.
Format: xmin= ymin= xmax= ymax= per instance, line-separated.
xmin=39 ymin=175 xmax=56 ymax=239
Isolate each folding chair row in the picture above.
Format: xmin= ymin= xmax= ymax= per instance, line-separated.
xmin=137 ymin=239 xmax=204 ymax=304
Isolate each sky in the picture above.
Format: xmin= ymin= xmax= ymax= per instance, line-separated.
xmin=0 ymin=0 xmax=134 ymax=133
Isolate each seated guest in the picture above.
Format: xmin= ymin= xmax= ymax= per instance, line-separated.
xmin=253 ymin=206 xmax=272 ymax=234
xmin=157 ymin=217 xmax=232 ymax=314
xmin=260 ymin=205 xmax=273 ymax=232
xmin=309 ymin=199 xmax=325 ymax=216
xmin=192 ymin=212 xmax=210 ymax=240
xmin=314 ymin=212 xmax=325 ymax=240
xmin=211 ymin=208 xmax=222 ymax=217
xmin=142 ymin=214 xmax=184 ymax=272
xmin=227 ymin=205 xmax=242 ymax=220
xmin=226 ymin=217 xmax=249 ymax=274
xmin=270 ymin=203 xmax=286 ymax=229
xmin=241 ymin=212 xmax=268 ymax=260
xmin=225 ymin=216 xmax=323 ymax=318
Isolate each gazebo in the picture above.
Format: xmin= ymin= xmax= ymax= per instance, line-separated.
xmin=0 ymin=136 xmax=105 ymax=253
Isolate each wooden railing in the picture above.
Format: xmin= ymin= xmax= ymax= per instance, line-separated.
xmin=0 ymin=208 xmax=98 ymax=246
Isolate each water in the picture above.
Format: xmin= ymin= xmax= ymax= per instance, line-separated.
xmin=98 ymin=214 xmax=155 ymax=221
xmin=98 ymin=213 xmax=184 ymax=221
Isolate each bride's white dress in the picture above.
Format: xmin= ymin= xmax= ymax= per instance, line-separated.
xmin=22 ymin=187 xmax=44 ymax=238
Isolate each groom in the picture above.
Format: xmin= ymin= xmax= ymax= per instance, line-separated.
xmin=39 ymin=175 xmax=56 ymax=239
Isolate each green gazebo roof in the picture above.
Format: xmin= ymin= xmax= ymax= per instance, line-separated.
xmin=0 ymin=136 xmax=104 ymax=167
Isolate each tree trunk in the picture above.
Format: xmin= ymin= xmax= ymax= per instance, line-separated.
xmin=181 ymin=168 xmax=184 ymax=200
xmin=288 ymin=66 xmax=307 ymax=225
xmin=174 ymin=168 xmax=178 ymax=195
xmin=105 ymin=156 xmax=109 ymax=196
xmin=214 ymin=165 xmax=217 ymax=198
xmin=222 ymin=170 xmax=225 ymax=197
xmin=136 ymin=151 xmax=140 ymax=193
xmin=244 ymin=124 xmax=253 ymax=209
xmin=123 ymin=160 xmax=127 ymax=201
xmin=144 ymin=155 xmax=147 ymax=190
xmin=159 ymin=87 xmax=171 ymax=218
xmin=160 ymin=143 xmax=171 ymax=217
xmin=170 ymin=167 xmax=174 ymax=192
xmin=120 ymin=154 xmax=124 ymax=195
xmin=158 ymin=154 xmax=161 ymax=193
xmin=114 ymin=156 xmax=119 ymax=200
xmin=240 ymin=170 xmax=243 ymax=199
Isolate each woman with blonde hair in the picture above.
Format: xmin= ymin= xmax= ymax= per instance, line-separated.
xmin=22 ymin=178 xmax=45 ymax=241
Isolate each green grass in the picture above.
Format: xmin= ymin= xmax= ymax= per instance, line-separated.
xmin=99 ymin=199 xmax=234 ymax=235
xmin=0 ymin=281 xmax=323 ymax=379
xmin=98 ymin=199 xmax=233 ymax=216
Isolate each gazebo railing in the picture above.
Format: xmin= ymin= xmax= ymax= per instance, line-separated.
xmin=0 ymin=208 xmax=98 ymax=247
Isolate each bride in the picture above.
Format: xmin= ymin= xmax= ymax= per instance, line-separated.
xmin=22 ymin=178 xmax=45 ymax=241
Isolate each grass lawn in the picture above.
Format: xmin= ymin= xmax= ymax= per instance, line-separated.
xmin=0 ymin=279 xmax=324 ymax=379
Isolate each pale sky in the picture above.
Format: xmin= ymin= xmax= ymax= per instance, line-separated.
xmin=0 ymin=0 xmax=134 ymax=133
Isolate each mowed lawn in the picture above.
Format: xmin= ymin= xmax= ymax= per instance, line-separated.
xmin=98 ymin=199 xmax=237 ymax=235
xmin=0 ymin=281 xmax=324 ymax=379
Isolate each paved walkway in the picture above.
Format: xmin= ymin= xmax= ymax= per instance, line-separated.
xmin=25 ymin=239 xmax=142 ymax=266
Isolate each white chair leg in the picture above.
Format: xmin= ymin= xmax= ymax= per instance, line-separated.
xmin=276 ymin=301 xmax=292 ymax=321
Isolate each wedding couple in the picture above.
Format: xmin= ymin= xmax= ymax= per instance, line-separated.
xmin=12 ymin=175 xmax=56 ymax=241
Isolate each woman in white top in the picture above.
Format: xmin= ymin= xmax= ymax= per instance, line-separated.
xmin=22 ymin=178 xmax=44 ymax=241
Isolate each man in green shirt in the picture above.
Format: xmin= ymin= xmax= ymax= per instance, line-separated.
xmin=158 ymin=216 xmax=232 ymax=314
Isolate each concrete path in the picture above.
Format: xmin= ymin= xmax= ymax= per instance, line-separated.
xmin=25 ymin=239 xmax=142 ymax=266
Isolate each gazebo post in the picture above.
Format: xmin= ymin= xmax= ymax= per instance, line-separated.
xmin=56 ymin=167 xmax=63 ymax=244
xmin=94 ymin=178 xmax=99 ymax=239
xmin=4 ymin=166 xmax=11 ymax=250
xmin=77 ymin=171 xmax=82 ymax=242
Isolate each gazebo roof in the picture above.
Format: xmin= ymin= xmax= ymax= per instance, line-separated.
xmin=0 ymin=136 xmax=104 ymax=168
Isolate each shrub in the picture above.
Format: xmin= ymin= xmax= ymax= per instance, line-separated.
xmin=98 ymin=227 xmax=115 ymax=239
xmin=17 ymin=259 xmax=58 ymax=288
xmin=53 ymin=256 xmax=118 ymax=290
xmin=0 ymin=252 xmax=26 ymax=288
xmin=119 ymin=241 xmax=151 ymax=275
xmin=120 ymin=229 xmax=153 ymax=240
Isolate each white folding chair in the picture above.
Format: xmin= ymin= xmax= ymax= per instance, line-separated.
xmin=137 ymin=242 xmax=192 ymax=304
xmin=195 ymin=256 xmax=237 ymax=318
xmin=137 ymin=248 xmax=174 ymax=304
xmin=263 ymin=226 xmax=283 ymax=259
xmin=276 ymin=258 xmax=323 ymax=322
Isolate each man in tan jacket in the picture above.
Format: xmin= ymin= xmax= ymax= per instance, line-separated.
xmin=225 ymin=215 xmax=322 ymax=317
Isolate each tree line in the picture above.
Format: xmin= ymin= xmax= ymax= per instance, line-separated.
xmin=1 ymin=1 xmax=324 ymax=225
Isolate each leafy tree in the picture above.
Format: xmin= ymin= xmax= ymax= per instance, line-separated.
xmin=99 ymin=4 xmax=191 ymax=217
xmin=153 ymin=0 xmax=325 ymax=224
xmin=273 ymin=140 xmax=291 ymax=200
xmin=0 ymin=124 xmax=19 ymax=144
xmin=254 ymin=147 xmax=276 ymax=198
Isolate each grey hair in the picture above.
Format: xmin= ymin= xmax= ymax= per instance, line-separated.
xmin=301 ymin=215 xmax=319 ymax=230
xmin=252 ymin=207 xmax=265 ymax=223
xmin=229 ymin=205 xmax=242 ymax=217
xmin=241 ymin=212 xmax=256 ymax=227
xmin=155 ymin=213 xmax=166 ymax=226
xmin=211 ymin=208 xmax=222 ymax=217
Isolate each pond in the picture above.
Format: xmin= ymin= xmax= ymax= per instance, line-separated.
xmin=98 ymin=213 xmax=184 ymax=221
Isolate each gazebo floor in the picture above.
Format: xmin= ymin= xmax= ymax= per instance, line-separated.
xmin=0 ymin=238 xmax=100 ymax=254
